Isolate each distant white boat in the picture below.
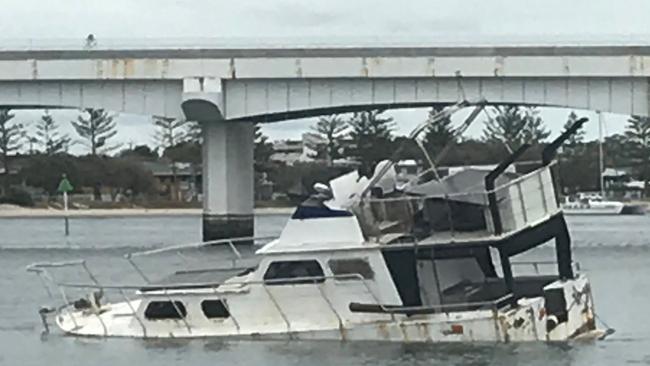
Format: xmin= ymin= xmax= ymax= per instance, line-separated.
xmin=563 ymin=113 xmax=647 ymax=216
xmin=562 ymin=194 xmax=624 ymax=215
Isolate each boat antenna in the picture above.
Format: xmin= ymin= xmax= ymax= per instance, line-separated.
xmin=433 ymin=102 xmax=487 ymax=166
xmin=410 ymin=100 xmax=488 ymax=184
xmin=361 ymin=98 xmax=486 ymax=197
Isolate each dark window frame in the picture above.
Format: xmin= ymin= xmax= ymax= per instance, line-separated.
xmin=144 ymin=301 xmax=187 ymax=320
xmin=328 ymin=258 xmax=375 ymax=280
xmin=263 ymin=260 xmax=325 ymax=285
xmin=201 ymin=299 xmax=231 ymax=319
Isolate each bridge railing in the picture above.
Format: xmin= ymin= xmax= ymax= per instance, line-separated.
xmin=2 ymin=35 xmax=649 ymax=51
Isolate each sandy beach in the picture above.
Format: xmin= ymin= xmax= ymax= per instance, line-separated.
xmin=0 ymin=204 xmax=294 ymax=218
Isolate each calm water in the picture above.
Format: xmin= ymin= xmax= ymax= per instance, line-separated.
xmin=0 ymin=214 xmax=649 ymax=365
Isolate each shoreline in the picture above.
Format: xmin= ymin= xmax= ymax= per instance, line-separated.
xmin=0 ymin=206 xmax=295 ymax=218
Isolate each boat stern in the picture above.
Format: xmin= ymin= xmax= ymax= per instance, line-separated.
xmin=543 ymin=275 xmax=599 ymax=341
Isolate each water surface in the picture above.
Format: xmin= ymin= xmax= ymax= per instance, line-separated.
xmin=0 ymin=214 xmax=648 ymax=365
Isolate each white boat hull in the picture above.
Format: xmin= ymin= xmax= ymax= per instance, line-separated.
xmin=562 ymin=208 xmax=623 ymax=215
xmin=53 ymin=276 xmax=598 ymax=343
xmin=561 ymin=203 xmax=625 ymax=215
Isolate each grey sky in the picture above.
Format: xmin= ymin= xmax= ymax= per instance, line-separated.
xmin=2 ymin=1 xmax=648 ymax=153
xmin=2 ymin=0 xmax=650 ymax=39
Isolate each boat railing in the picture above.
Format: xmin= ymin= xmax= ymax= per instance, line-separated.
xmin=27 ymin=236 xmax=278 ymax=335
xmin=28 ymin=259 xmax=525 ymax=339
xmin=126 ymin=236 xmax=277 ymax=258
xmin=349 ymin=292 xmax=515 ymax=315
xmin=26 ymin=265 xmax=389 ymax=337
xmin=356 ymin=162 xmax=560 ymax=244
xmin=124 ymin=236 xmax=277 ymax=283
xmin=511 ymin=260 xmax=581 ymax=275
xmin=26 ymin=236 xmax=279 ymax=295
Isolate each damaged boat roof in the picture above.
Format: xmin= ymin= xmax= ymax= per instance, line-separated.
xmin=405 ymin=168 xmax=520 ymax=205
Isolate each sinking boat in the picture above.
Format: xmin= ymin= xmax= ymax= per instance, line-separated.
xmin=27 ymin=104 xmax=609 ymax=342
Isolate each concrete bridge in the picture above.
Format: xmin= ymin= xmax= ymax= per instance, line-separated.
xmin=2 ymin=43 xmax=650 ymax=240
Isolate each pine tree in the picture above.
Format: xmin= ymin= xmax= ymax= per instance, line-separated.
xmin=254 ymin=124 xmax=274 ymax=168
xmin=562 ymin=111 xmax=586 ymax=149
xmin=422 ymin=106 xmax=456 ymax=159
xmin=347 ymin=110 xmax=395 ymax=173
xmin=520 ymin=107 xmax=551 ymax=145
xmin=0 ymin=109 xmax=22 ymax=195
xmin=625 ymin=115 xmax=650 ymax=193
xmin=153 ymin=117 xmax=189 ymax=201
xmin=36 ymin=111 xmax=71 ymax=155
xmin=184 ymin=121 xmax=202 ymax=144
xmin=70 ymin=108 xmax=118 ymax=156
xmin=153 ymin=117 xmax=187 ymax=149
xmin=307 ymin=115 xmax=349 ymax=165
xmin=483 ymin=106 xmax=549 ymax=150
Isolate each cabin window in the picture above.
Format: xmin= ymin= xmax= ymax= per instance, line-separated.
xmin=382 ymin=250 xmax=422 ymax=307
xmin=201 ymin=300 xmax=230 ymax=319
xmin=263 ymin=260 xmax=325 ymax=285
xmin=328 ymin=258 xmax=374 ymax=280
xmin=144 ymin=301 xmax=187 ymax=320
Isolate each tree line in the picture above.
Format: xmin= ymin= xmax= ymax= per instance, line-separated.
xmin=0 ymin=108 xmax=201 ymax=205
xmin=292 ymin=106 xmax=552 ymax=169
xmin=258 ymin=106 xmax=650 ymax=196
xmin=2 ymin=105 xmax=650 ymax=206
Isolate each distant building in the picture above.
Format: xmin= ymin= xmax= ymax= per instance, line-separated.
xmin=603 ymin=167 xmax=645 ymax=199
xmin=270 ymin=138 xmax=311 ymax=165
xmin=270 ymin=133 xmax=356 ymax=166
xmin=0 ymin=156 xmax=29 ymax=197
xmin=141 ymin=161 xmax=202 ymax=201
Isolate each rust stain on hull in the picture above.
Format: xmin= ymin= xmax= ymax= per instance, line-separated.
xmin=376 ymin=322 xmax=390 ymax=340
xmin=416 ymin=323 xmax=432 ymax=342
xmin=398 ymin=322 xmax=409 ymax=342
xmin=499 ymin=315 xmax=510 ymax=343
xmin=338 ymin=323 xmax=347 ymax=341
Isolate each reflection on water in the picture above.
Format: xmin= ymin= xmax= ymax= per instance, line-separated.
xmin=0 ymin=214 xmax=649 ymax=365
